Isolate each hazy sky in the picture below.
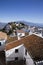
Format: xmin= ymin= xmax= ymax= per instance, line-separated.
xmin=0 ymin=0 xmax=43 ymax=23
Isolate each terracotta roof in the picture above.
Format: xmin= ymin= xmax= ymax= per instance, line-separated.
xmin=0 ymin=31 xmax=7 ymax=40
xmin=7 ymin=35 xmax=18 ymax=43
xmin=17 ymin=30 xmax=25 ymax=33
xmin=5 ymin=34 xmax=43 ymax=61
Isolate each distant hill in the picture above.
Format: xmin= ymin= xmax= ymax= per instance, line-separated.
xmin=17 ymin=21 xmax=43 ymax=27
xmin=24 ymin=22 xmax=43 ymax=27
xmin=23 ymin=21 xmax=43 ymax=27
xmin=0 ymin=21 xmax=43 ymax=31
xmin=0 ymin=22 xmax=7 ymax=30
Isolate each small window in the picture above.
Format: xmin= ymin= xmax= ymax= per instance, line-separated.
xmin=0 ymin=42 xmax=1 ymax=46
xmin=15 ymin=49 xmax=18 ymax=53
xmin=15 ymin=57 xmax=18 ymax=61
xmin=25 ymin=49 xmax=27 ymax=55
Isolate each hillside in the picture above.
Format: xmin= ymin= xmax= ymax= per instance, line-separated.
xmin=2 ymin=22 xmax=26 ymax=35
xmin=0 ymin=22 xmax=6 ymax=30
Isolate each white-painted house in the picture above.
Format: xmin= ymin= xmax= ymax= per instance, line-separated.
xmin=17 ymin=30 xmax=25 ymax=40
xmin=5 ymin=44 xmax=34 ymax=65
xmin=0 ymin=33 xmax=43 ymax=65
xmin=5 ymin=44 xmax=25 ymax=61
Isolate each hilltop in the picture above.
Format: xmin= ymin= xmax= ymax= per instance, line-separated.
xmin=2 ymin=22 xmax=26 ymax=35
xmin=0 ymin=21 xmax=43 ymax=35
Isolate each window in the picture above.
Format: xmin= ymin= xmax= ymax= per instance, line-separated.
xmin=25 ymin=49 xmax=27 ymax=55
xmin=15 ymin=49 xmax=18 ymax=53
xmin=15 ymin=57 xmax=18 ymax=61
xmin=0 ymin=42 xmax=1 ymax=46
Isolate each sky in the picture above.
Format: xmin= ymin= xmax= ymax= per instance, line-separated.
xmin=0 ymin=0 xmax=43 ymax=23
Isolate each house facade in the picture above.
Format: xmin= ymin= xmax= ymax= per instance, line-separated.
xmin=17 ymin=30 xmax=25 ymax=40
xmin=5 ymin=44 xmax=34 ymax=65
xmin=0 ymin=34 xmax=43 ymax=65
xmin=5 ymin=44 xmax=25 ymax=61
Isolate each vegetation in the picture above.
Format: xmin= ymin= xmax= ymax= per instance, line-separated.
xmin=1 ymin=22 xmax=26 ymax=35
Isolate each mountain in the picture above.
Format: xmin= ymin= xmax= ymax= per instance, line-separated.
xmin=0 ymin=21 xmax=43 ymax=30
xmin=23 ymin=21 xmax=43 ymax=27
xmin=0 ymin=22 xmax=7 ymax=30
xmin=16 ymin=21 xmax=43 ymax=27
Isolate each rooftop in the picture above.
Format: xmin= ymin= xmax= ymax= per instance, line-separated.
xmin=17 ymin=30 xmax=25 ymax=33
xmin=7 ymin=35 xmax=18 ymax=43
xmin=0 ymin=31 xmax=7 ymax=40
xmin=5 ymin=34 xmax=43 ymax=61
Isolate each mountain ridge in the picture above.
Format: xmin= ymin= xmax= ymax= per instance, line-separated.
xmin=15 ymin=21 xmax=43 ymax=27
xmin=0 ymin=21 xmax=43 ymax=29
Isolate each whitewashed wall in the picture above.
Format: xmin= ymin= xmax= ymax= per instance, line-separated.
xmin=17 ymin=33 xmax=25 ymax=40
xmin=5 ymin=44 xmax=34 ymax=65
xmin=0 ymin=40 xmax=6 ymax=51
xmin=5 ymin=44 xmax=25 ymax=61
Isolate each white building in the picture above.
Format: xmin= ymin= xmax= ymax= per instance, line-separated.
xmin=0 ymin=34 xmax=43 ymax=65
xmin=17 ymin=30 xmax=25 ymax=40
xmin=5 ymin=44 xmax=25 ymax=61
xmin=16 ymin=22 xmax=19 ymax=26
xmin=5 ymin=44 xmax=34 ymax=65
xmin=31 ymin=32 xmax=43 ymax=38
